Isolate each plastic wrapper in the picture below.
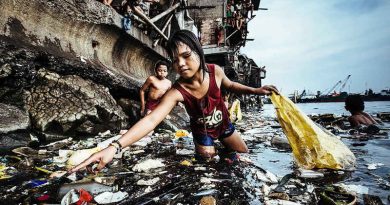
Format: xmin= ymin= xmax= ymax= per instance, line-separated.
xmin=229 ymin=99 xmax=242 ymax=122
xmin=270 ymin=93 xmax=356 ymax=170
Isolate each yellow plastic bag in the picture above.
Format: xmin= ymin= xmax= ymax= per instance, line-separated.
xmin=270 ymin=93 xmax=356 ymax=170
xmin=229 ymin=99 xmax=242 ymax=123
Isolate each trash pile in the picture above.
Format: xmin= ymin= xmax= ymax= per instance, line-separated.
xmin=1 ymin=110 xmax=389 ymax=204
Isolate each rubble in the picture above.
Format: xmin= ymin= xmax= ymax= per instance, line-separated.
xmin=0 ymin=110 xmax=389 ymax=204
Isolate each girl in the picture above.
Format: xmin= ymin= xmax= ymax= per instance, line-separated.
xmin=71 ymin=30 xmax=277 ymax=172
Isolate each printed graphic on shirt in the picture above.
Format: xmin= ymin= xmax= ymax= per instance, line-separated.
xmin=197 ymin=108 xmax=223 ymax=128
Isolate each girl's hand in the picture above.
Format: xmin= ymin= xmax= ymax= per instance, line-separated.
xmin=255 ymin=85 xmax=279 ymax=95
xmin=69 ymin=145 xmax=116 ymax=173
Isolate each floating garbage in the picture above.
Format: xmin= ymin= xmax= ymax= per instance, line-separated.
xmin=58 ymin=181 xmax=118 ymax=199
xmin=132 ymin=159 xmax=165 ymax=172
xmin=137 ymin=177 xmax=160 ymax=186
xmin=296 ymin=169 xmax=324 ymax=178
xmin=366 ymin=163 xmax=384 ymax=170
xmin=255 ymin=169 xmax=278 ymax=184
xmin=337 ymin=184 xmax=369 ymax=195
xmin=94 ymin=191 xmax=128 ymax=204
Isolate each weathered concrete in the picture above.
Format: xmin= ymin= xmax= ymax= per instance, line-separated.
xmin=26 ymin=69 xmax=128 ymax=137
xmin=0 ymin=0 xmax=168 ymax=80
xmin=0 ymin=103 xmax=30 ymax=133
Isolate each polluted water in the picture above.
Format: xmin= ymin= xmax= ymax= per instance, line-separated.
xmin=0 ymin=102 xmax=390 ymax=204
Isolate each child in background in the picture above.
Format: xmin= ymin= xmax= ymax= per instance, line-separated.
xmin=345 ymin=95 xmax=378 ymax=131
xmin=139 ymin=60 xmax=172 ymax=116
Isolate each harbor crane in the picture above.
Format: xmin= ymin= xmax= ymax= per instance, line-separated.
xmin=323 ymin=80 xmax=342 ymax=96
xmin=322 ymin=75 xmax=351 ymax=96
xmin=339 ymin=75 xmax=351 ymax=93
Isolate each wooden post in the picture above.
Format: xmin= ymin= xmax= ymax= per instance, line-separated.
xmin=150 ymin=3 xmax=180 ymax=23
xmin=133 ymin=7 xmax=169 ymax=40
xmin=153 ymin=14 xmax=174 ymax=47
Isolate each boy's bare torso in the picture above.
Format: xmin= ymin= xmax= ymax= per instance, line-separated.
xmin=148 ymin=76 xmax=171 ymax=100
xmin=348 ymin=112 xmax=377 ymax=127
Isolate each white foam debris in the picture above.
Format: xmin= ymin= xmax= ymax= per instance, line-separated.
xmin=132 ymin=159 xmax=165 ymax=172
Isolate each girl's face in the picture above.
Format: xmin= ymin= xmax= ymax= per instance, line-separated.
xmin=172 ymin=42 xmax=201 ymax=79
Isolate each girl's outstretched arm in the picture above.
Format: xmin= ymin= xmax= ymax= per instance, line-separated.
xmin=70 ymin=89 xmax=183 ymax=173
xmin=215 ymin=65 xmax=278 ymax=95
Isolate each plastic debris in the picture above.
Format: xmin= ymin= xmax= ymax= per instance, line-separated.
xmin=175 ymin=129 xmax=190 ymax=138
xmin=176 ymin=149 xmax=194 ymax=155
xmin=61 ymin=189 xmax=79 ymax=205
xmin=66 ymin=147 xmax=101 ymax=167
xmin=194 ymin=189 xmax=219 ymax=197
xmin=366 ymin=163 xmax=384 ymax=170
xmin=0 ymin=164 xmax=15 ymax=180
xmin=94 ymin=176 xmax=116 ymax=186
xmin=77 ymin=189 xmax=93 ymax=205
xmin=27 ymin=179 xmax=48 ymax=188
xmin=137 ymin=177 xmax=160 ymax=186
xmin=132 ymin=136 xmax=152 ymax=147
xmin=337 ymin=184 xmax=369 ymax=195
xmin=262 ymin=184 xmax=271 ymax=196
xmin=94 ymin=191 xmax=128 ymax=204
xmin=264 ymin=199 xmax=300 ymax=205
xmin=12 ymin=147 xmax=38 ymax=156
xmin=49 ymin=171 xmax=67 ymax=179
xmin=255 ymin=170 xmax=278 ymax=184
xmin=194 ymin=167 xmax=207 ymax=171
xmin=58 ymin=181 xmax=118 ymax=199
xmin=180 ymin=160 xmax=192 ymax=166
xmin=296 ymin=169 xmax=324 ymax=178
xmin=270 ymin=93 xmax=356 ymax=170
xmin=132 ymin=159 xmax=165 ymax=172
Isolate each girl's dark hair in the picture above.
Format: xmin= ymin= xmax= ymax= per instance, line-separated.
xmin=345 ymin=94 xmax=364 ymax=112
xmin=155 ymin=60 xmax=168 ymax=72
xmin=167 ymin=30 xmax=208 ymax=74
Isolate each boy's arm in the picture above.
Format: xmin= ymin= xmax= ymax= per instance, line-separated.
xmin=139 ymin=77 xmax=153 ymax=115
xmin=216 ymin=65 xmax=278 ymax=95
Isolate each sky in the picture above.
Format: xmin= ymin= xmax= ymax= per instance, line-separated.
xmin=241 ymin=0 xmax=390 ymax=95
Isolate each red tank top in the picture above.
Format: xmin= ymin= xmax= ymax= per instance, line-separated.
xmin=173 ymin=64 xmax=230 ymax=138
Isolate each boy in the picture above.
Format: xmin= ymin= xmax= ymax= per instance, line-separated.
xmin=140 ymin=60 xmax=172 ymax=116
xmin=345 ymin=95 xmax=377 ymax=127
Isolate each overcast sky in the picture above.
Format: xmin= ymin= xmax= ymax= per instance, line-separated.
xmin=241 ymin=0 xmax=390 ymax=95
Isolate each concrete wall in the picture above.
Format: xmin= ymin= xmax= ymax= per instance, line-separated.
xmin=0 ymin=0 xmax=168 ymax=81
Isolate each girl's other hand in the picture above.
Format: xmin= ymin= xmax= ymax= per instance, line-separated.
xmin=256 ymin=85 xmax=279 ymax=95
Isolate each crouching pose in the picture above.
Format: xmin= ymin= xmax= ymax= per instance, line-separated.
xmin=71 ymin=30 xmax=278 ymax=172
